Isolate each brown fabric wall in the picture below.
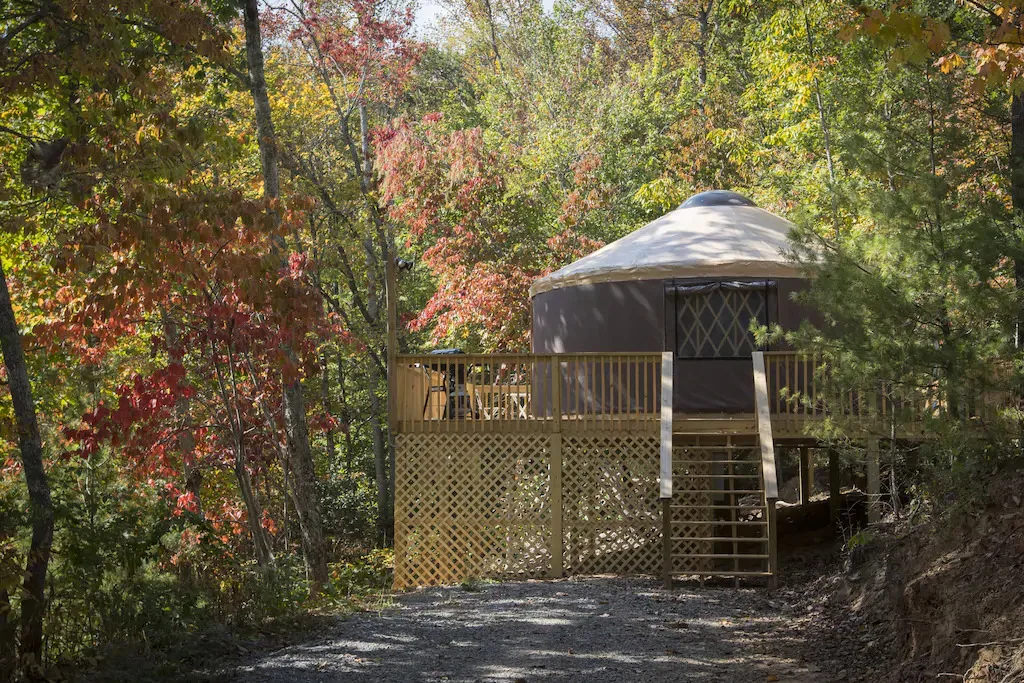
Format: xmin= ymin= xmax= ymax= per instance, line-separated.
xmin=777 ymin=279 xmax=823 ymax=343
xmin=531 ymin=280 xmax=665 ymax=353
xmin=531 ymin=277 xmax=815 ymax=413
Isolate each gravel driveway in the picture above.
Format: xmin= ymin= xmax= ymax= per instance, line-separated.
xmin=232 ymin=577 xmax=825 ymax=682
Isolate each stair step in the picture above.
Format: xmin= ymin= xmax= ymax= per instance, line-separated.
xmin=672 ymin=553 xmax=768 ymax=560
xmin=674 ymin=489 xmax=764 ymax=495
xmin=675 ymin=460 xmax=762 ymax=465
xmin=671 ymin=501 xmax=761 ymax=507
xmin=672 ymin=520 xmax=767 ymax=526
xmin=668 ymin=571 xmax=773 ymax=578
xmin=677 ymin=474 xmax=761 ymax=479
xmin=671 ymin=445 xmax=757 ymax=451
xmin=671 ymin=536 xmax=769 ymax=543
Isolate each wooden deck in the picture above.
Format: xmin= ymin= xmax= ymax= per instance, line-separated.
xmin=390 ymin=350 xmax=1007 ymax=589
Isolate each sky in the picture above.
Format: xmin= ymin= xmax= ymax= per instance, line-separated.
xmin=411 ymin=0 xmax=557 ymax=38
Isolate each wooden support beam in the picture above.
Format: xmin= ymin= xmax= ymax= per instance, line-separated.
xmin=662 ymin=498 xmax=672 ymax=589
xmin=866 ymin=437 xmax=881 ymax=524
xmin=767 ymin=498 xmax=779 ymax=589
xmin=799 ymin=446 xmax=811 ymax=505
xmin=660 ymin=352 xmax=673 ymax=589
xmin=549 ymin=364 xmax=563 ymax=577
xmin=829 ymin=448 xmax=841 ymax=525
xmin=548 ymin=433 xmax=563 ymax=578
xmin=807 ymin=448 xmax=815 ymax=497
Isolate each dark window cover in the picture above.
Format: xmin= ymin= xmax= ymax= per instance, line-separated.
xmin=673 ymin=281 xmax=774 ymax=359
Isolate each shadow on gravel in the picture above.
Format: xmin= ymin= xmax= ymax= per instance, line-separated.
xmin=231 ymin=577 xmax=821 ymax=683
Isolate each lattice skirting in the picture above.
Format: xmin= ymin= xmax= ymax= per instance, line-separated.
xmin=394 ymin=432 xmax=663 ymax=589
xmin=562 ymin=435 xmax=662 ymax=576
xmin=394 ymin=433 xmax=554 ymax=589
xmin=671 ymin=447 xmax=714 ymax=574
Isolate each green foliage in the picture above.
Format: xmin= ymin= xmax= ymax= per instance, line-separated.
xmin=324 ymin=548 xmax=394 ymax=606
xmin=7 ymin=0 xmax=1024 ymax=676
xmin=317 ymin=473 xmax=378 ymax=543
xmin=846 ymin=530 xmax=875 ymax=551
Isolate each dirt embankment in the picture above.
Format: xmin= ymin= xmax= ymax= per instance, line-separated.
xmin=817 ymin=467 xmax=1024 ymax=682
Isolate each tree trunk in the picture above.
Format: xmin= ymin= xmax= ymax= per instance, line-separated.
xmin=360 ymin=101 xmax=398 ymax=533
xmin=0 ymin=259 xmax=53 ymax=670
xmin=162 ymin=312 xmax=202 ymax=515
xmin=696 ymin=1 xmax=711 ymax=89
xmin=337 ymin=350 xmax=355 ymax=484
xmin=321 ymin=352 xmax=336 ymax=468
xmin=803 ymin=4 xmax=837 ymax=228
xmin=368 ymin=360 xmax=391 ymax=544
xmin=1 ymin=587 xmax=14 ymax=680
xmin=234 ymin=449 xmax=275 ymax=568
xmin=242 ymin=0 xmax=328 ymax=588
xmin=210 ymin=334 xmax=275 ymax=568
xmin=1010 ymin=93 xmax=1024 ymax=354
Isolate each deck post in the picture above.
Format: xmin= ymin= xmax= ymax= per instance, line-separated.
xmin=660 ymin=352 xmax=673 ymax=588
xmin=662 ymin=499 xmax=672 ymax=588
xmin=767 ymin=499 xmax=779 ymax=589
xmin=866 ymin=437 xmax=881 ymax=524
xmin=866 ymin=392 xmax=881 ymax=524
xmin=829 ymin=448 xmax=841 ymax=525
xmin=549 ymin=357 xmax=564 ymax=577
xmin=799 ymin=446 xmax=811 ymax=505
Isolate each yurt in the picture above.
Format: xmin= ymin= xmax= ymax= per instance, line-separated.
xmin=530 ymin=190 xmax=820 ymax=413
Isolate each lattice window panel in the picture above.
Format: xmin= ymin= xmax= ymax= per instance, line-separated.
xmin=393 ymin=433 xmax=553 ymax=589
xmin=561 ymin=435 xmax=662 ymax=576
xmin=676 ymin=288 xmax=767 ymax=359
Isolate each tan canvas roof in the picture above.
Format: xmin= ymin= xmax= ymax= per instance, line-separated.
xmin=530 ymin=204 xmax=800 ymax=297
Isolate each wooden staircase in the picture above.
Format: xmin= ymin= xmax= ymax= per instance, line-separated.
xmin=661 ymin=352 xmax=780 ymax=587
xmin=662 ymin=438 xmax=776 ymax=584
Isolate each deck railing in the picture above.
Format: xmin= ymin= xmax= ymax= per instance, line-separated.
xmin=397 ymin=351 xmax=1014 ymax=435
xmin=395 ymin=353 xmax=664 ymax=433
xmin=763 ymin=351 xmax=1014 ymax=429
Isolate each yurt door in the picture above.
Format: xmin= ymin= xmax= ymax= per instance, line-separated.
xmin=665 ymin=281 xmax=777 ymax=413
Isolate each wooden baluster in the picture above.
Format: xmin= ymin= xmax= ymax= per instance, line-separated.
xmin=640 ymin=355 xmax=647 ymax=421
xmin=626 ymin=356 xmax=634 ymax=430
xmin=577 ymin=356 xmax=584 ymax=427
xmin=584 ymin=355 xmax=590 ymax=425
xmin=617 ymin=355 xmax=624 ymax=422
xmin=577 ymin=355 xmax=584 ymax=425
xmin=499 ymin=359 xmax=506 ymax=425
xmin=772 ymin=356 xmax=778 ymax=415
xmin=810 ymin=355 xmax=816 ymax=418
xmin=600 ymin=356 xmax=607 ymax=423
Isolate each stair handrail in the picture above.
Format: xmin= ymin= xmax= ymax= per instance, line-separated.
xmin=752 ymin=351 xmax=779 ymax=587
xmin=752 ymin=352 xmax=779 ymax=499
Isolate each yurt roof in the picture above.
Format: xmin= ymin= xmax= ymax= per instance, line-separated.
xmin=530 ymin=191 xmax=800 ymax=297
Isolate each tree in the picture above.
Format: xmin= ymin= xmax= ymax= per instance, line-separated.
xmin=241 ymin=0 xmax=328 ymax=590
xmin=259 ymin=0 xmax=424 ymax=539
xmin=0 ymin=0 xmax=232 ymax=670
